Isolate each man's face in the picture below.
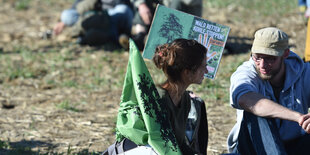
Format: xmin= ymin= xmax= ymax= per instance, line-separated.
xmin=251 ymin=53 xmax=283 ymax=80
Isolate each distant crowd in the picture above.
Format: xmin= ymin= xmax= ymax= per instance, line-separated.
xmin=53 ymin=0 xmax=202 ymax=50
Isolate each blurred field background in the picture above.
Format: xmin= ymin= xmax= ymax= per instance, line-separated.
xmin=0 ymin=0 xmax=306 ymax=154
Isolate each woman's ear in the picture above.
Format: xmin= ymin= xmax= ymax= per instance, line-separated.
xmin=183 ymin=69 xmax=192 ymax=76
xmin=182 ymin=69 xmax=192 ymax=82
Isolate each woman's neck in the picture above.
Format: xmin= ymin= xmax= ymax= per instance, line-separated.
xmin=162 ymin=82 xmax=189 ymax=107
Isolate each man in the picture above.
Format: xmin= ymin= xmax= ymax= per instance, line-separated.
xmin=227 ymin=27 xmax=310 ymax=154
xmin=53 ymin=0 xmax=133 ymax=48
xmin=130 ymin=0 xmax=157 ymax=50
xmin=130 ymin=0 xmax=202 ymax=50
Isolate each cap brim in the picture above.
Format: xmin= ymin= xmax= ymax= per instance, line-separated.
xmin=251 ymin=46 xmax=284 ymax=56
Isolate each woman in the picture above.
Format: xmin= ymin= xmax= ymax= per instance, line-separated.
xmin=152 ymin=38 xmax=208 ymax=154
xmin=104 ymin=38 xmax=208 ymax=155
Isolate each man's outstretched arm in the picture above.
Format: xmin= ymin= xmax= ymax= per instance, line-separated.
xmin=239 ymin=92 xmax=310 ymax=133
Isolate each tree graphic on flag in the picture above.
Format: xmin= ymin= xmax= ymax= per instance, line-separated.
xmin=116 ymin=39 xmax=181 ymax=155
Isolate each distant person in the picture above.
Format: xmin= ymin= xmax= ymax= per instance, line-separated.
xmin=163 ymin=0 xmax=202 ymax=17
xmin=298 ymin=0 xmax=310 ymax=62
xmin=53 ymin=0 xmax=133 ymax=48
xmin=130 ymin=0 xmax=202 ymax=50
xmin=298 ymin=0 xmax=307 ymax=15
xmin=305 ymin=22 xmax=310 ymax=62
xmin=300 ymin=0 xmax=310 ymax=62
xmin=104 ymin=39 xmax=208 ymax=154
xmin=298 ymin=0 xmax=310 ymax=17
xmin=227 ymin=27 xmax=310 ymax=154
xmin=129 ymin=0 xmax=156 ymax=50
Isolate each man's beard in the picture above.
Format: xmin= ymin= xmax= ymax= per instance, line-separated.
xmin=255 ymin=57 xmax=283 ymax=80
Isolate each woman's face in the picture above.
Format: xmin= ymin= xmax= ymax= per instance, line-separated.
xmin=190 ymin=56 xmax=208 ymax=84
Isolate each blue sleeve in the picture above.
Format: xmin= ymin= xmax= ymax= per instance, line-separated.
xmin=230 ymin=61 xmax=260 ymax=109
xmin=303 ymin=62 xmax=310 ymax=108
xmin=61 ymin=9 xmax=80 ymax=26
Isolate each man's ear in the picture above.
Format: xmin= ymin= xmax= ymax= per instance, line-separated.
xmin=282 ymin=49 xmax=290 ymax=58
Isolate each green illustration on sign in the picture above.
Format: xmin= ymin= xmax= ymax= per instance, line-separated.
xmin=143 ymin=4 xmax=230 ymax=79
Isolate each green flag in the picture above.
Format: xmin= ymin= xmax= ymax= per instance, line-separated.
xmin=116 ymin=39 xmax=182 ymax=155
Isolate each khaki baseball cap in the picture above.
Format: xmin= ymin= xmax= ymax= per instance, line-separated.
xmin=251 ymin=27 xmax=289 ymax=56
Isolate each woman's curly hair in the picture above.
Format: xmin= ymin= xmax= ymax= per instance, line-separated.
xmin=152 ymin=38 xmax=207 ymax=83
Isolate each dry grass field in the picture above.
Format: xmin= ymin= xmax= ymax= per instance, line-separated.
xmin=0 ymin=0 xmax=306 ymax=154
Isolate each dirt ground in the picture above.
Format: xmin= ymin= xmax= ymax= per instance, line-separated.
xmin=0 ymin=0 xmax=308 ymax=154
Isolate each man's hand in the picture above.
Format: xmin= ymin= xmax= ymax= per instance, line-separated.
xmin=138 ymin=3 xmax=152 ymax=25
xmin=298 ymin=113 xmax=310 ymax=134
xmin=53 ymin=22 xmax=66 ymax=36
